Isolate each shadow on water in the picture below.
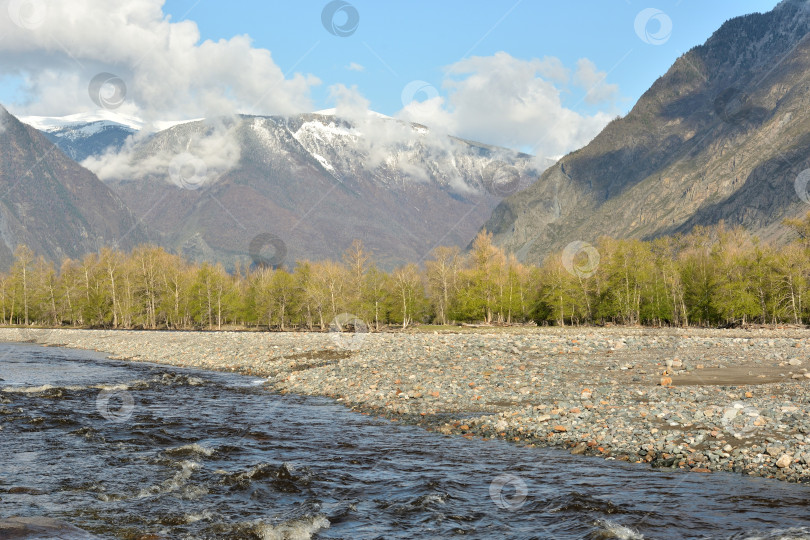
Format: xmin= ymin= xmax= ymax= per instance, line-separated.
xmin=1 ymin=343 xmax=810 ymax=539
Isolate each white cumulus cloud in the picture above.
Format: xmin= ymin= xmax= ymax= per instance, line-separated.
xmin=397 ymin=52 xmax=618 ymax=158
xmin=0 ymin=0 xmax=319 ymax=123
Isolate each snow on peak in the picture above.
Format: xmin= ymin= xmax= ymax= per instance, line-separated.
xmin=19 ymin=110 xmax=201 ymax=133
xmin=21 ymin=110 xmax=143 ymax=132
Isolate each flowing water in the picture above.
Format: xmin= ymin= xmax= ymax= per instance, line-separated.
xmin=2 ymin=343 xmax=810 ymax=539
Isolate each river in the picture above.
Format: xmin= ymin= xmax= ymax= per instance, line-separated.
xmin=2 ymin=343 xmax=810 ymax=539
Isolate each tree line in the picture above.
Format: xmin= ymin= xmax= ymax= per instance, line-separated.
xmin=3 ymin=217 xmax=810 ymax=331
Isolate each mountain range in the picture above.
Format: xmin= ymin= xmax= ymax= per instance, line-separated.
xmin=9 ymin=110 xmax=543 ymax=270
xmin=4 ymin=0 xmax=810 ymax=271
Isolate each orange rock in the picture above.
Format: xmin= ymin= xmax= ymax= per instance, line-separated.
xmin=691 ymin=468 xmax=712 ymax=473
xmin=459 ymin=424 xmax=470 ymax=431
xmin=429 ymin=391 xmax=440 ymax=397
xmin=570 ymin=407 xmax=581 ymax=413
xmin=745 ymin=391 xmax=753 ymax=398
xmin=553 ymin=425 xmax=568 ymax=432
xmin=660 ymin=376 xmax=673 ymax=386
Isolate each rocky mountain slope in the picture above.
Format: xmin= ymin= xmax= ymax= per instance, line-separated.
xmin=483 ymin=0 xmax=810 ymax=263
xmin=0 ymin=108 xmax=144 ymax=268
xmin=93 ymin=113 xmax=544 ymax=269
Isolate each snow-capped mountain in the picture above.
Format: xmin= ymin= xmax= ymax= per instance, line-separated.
xmin=41 ymin=121 xmax=135 ymax=162
xmin=21 ymin=110 xmax=145 ymax=132
xmin=21 ymin=111 xmax=199 ymax=161
xmin=90 ymin=112 xmax=548 ymax=269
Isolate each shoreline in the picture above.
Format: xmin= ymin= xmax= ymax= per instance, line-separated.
xmin=3 ymin=327 xmax=810 ymax=484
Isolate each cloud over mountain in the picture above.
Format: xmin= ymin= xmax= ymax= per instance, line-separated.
xmin=397 ymin=52 xmax=617 ymax=158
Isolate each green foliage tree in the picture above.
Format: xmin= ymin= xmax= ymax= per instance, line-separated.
xmin=5 ymin=223 xmax=810 ymax=331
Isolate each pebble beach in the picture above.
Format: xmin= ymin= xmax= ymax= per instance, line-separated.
xmin=4 ymin=326 xmax=810 ymax=484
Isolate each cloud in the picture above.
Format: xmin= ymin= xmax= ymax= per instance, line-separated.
xmin=329 ymin=84 xmax=371 ymax=120
xmin=82 ymin=117 xmax=241 ymax=183
xmin=397 ymin=52 xmax=618 ymax=158
xmin=0 ymin=0 xmax=319 ymax=123
xmin=346 ymin=62 xmax=365 ymax=72
xmin=573 ymin=58 xmax=620 ymax=105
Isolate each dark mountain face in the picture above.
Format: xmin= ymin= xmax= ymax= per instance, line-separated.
xmin=95 ymin=113 xmax=545 ymax=270
xmin=0 ymin=108 xmax=145 ymax=268
xmin=42 ymin=121 xmax=136 ymax=162
xmin=483 ymin=0 xmax=810 ymax=263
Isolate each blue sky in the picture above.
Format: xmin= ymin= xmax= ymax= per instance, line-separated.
xmin=0 ymin=0 xmax=782 ymax=155
xmin=162 ymin=0 xmax=779 ymax=117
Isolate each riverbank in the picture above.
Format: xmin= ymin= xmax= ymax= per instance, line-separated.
xmin=3 ymin=326 xmax=810 ymax=483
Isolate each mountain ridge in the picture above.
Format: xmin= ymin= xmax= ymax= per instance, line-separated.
xmin=483 ymin=0 xmax=810 ymax=262
xmin=0 ymin=107 xmax=146 ymax=268
xmin=89 ymin=112 xmax=547 ymax=270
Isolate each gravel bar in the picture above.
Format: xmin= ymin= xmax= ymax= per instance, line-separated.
xmin=4 ymin=326 xmax=810 ymax=483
